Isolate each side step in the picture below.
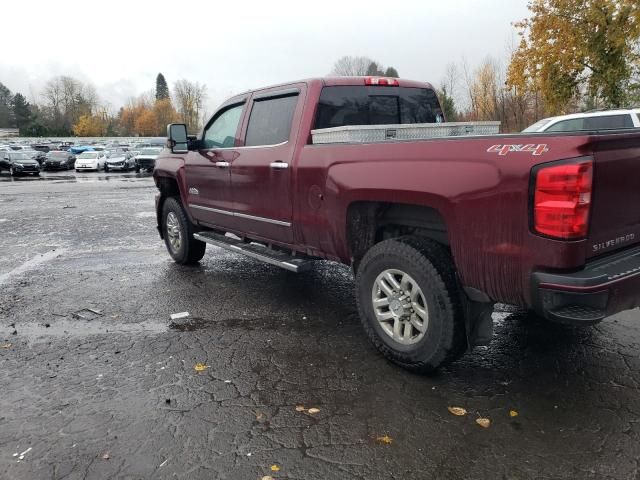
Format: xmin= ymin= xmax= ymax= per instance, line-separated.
xmin=193 ymin=231 xmax=314 ymax=273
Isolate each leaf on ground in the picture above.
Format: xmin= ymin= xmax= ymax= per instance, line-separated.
xmin=0 ymin=343 xmax=12 ymax=349
xmin=447 ymin=406 xmax=467 ymax=416
xmin=255 ymin=412 xmax=265 ymax=421
xmin=102 ymin=452 xmax=110 ymax=460
xmin=476 ymin=418 xmax=491 ymax=428
xmin=295 ymin=405 xmax=306 ymax=412
xmin=509 ymin=410 xmax=519 ymax=418
xmin=193 ymin=363 xmax=209 ymax=372
xmin=307 ymin=407 xmax=320 ymax=414
xmin=261 ymin=476 xmax=274 ymax=480
xmin=270 ymin=464 xmax=281 ymax=472
xmin=376 ymin=434 xmax=393 ymax=445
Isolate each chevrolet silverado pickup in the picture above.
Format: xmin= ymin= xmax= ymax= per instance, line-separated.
xmin=153 ymin=76 xmax=640 ymax=373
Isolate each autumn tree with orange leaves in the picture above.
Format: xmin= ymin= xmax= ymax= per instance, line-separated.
xmin=507 ymin=0 xmax=640 ymax=114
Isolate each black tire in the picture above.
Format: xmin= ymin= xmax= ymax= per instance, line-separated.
xmin=135 ymin=166 xmax=140 ymax=173
xmin=162 ymin=197 xmax=206 ymax=265
xmin=104 ymin=165 xmax=109 ymax=172
xmin=34 ymin=172 xmax=39 ymax=176
xmin=355 ymin=236 xmax=467 ymax=373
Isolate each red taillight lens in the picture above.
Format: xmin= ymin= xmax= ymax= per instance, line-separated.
xmin=365 ymin=77 xmax=400 ymax=86
xmin=533 ymin=159 xmax=593 ymax=240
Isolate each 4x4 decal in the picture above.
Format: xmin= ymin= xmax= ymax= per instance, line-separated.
xmin=487 ymin=144 xmax=549 ymax=156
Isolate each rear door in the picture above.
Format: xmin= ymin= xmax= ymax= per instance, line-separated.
xmin=229 ymin=87 xmax=304 ymax=244
xmin=185 ymin=101 xmax=246 ymax=229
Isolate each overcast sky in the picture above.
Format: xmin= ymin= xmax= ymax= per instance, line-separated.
xmin=2 ymin=0 xmax=529 ymax=115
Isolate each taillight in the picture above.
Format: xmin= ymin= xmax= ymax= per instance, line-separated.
xmin=532 ymin=159 xmax=593 ymax=240
xmin=365 ymin=77 xmax=399 ymax=86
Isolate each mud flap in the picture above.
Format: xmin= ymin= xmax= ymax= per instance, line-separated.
xmin=462 ymin=298 xmax=494 ymax=349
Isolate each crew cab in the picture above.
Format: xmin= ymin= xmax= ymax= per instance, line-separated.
xmin=153 ymin=76 xmax=640 ymax=373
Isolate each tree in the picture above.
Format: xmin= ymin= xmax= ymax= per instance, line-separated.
xmin=73 ymin=114 xmax=106 ymax=136
xmin=331 ymin=56 xmax=376 ymax=76
xmin=384 ymin=67 xmax=399 ymax=78
xmin=153 ymin=98 xmax=180 ymax=134
xmin=173 ymin=79 xmax=207 ymax=132
xmin=134 ymin=109 xmax=158 ymax=136
xmin=438 ymin=87 xmax=458 ymax=122
xmin=507 ymin=0 xmax=640 ymax=113
xmin=0 ymin=82 xmax=15 ymax=128
xmin=156 ymin=73 xmax=170 ymax=101
xmin=12 ymin=93 xmax=31 ymax=132
xmin=366 ymin=61 xmax=384 ymax=76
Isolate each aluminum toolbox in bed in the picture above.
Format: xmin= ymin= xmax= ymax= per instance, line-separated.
xmin=311 ymin=121 xmax=501 ymax=144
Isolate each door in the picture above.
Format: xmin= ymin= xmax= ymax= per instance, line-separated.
xmin=184 ymin=102 xmax=245 ymax=229
xmin=230 ymin=88 xmax=303 ymax=244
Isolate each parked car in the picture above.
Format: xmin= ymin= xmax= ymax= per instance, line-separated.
xmin=155 ymin=76 xmax=640 ymax=374
xmin=44 ymin=151 xmax=76 ymax=171
xmin=75 ymin=151 xmax=107 ymax=172
xmin=0 ymin=151 xmax=41 ymax=176
xmin=22 ymin=148 xmax=47 ymax=165
xmin=135 ymin=147 xmax=163 ymax=172
xmin=105 ymin=150 xmax=135 ymax=171
xmin=524 ymin=108 xmax=640 ymax=133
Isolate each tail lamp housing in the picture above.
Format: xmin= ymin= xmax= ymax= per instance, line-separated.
xmin=531 ymin=158 xmax=593 ymax=240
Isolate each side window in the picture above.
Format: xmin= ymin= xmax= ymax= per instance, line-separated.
xmin=245 ymin=94 xmax=298 ymax=147
xmin=546 ymin=118 xmax=584 ymax=132
xmin=583 ymin=115 xmax=634 ymax=130
xmin=203 ymin=104 xmax=244 ymax=149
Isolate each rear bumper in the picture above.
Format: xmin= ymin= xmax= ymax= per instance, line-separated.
xmin=532 ymin=245 xmax=640 ymax=324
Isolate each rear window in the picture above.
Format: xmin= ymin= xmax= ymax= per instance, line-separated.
xmin=245 ymin=94 xmax=298 ymax=147
xmin=315 ymin=86 xmax=444 ymax=130
xmin=546 ymin=114 xmax=635 ymax=132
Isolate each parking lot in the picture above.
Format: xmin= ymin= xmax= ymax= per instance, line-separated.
xmin=2 ymin=170 xmax=640 ymax=480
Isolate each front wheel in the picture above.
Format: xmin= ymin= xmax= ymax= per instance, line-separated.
xmin=355 ymin=236 xmax=467 ymax=373
xmin=162 ymin=197 xmax=206 ymax=265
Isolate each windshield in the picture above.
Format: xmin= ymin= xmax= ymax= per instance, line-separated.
xmin=78 ymin=152 xmax=98 ymax=159
xmin=49 ymin=152 xmax=67 ymax=158
xmin=141 ymin=148 xmax=162 ymax=155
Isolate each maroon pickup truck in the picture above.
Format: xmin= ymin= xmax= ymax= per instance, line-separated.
xmin=153 ymin=76 xmax=640 ymax=373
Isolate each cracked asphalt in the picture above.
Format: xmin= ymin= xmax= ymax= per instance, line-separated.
xmin=1 ymin=170 xmax=640 ymax=480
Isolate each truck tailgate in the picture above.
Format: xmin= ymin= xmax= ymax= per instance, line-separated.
xmin=588 ymin=132 xmax=640 ymax=258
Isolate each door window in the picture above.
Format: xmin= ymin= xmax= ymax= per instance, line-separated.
xmin=245 ymin=94 xmax=298 ymax=147
xmin=203 ymin=103 xmax=244 ymax=149
xmin=545 ymin=119 xmax=584 ymax=132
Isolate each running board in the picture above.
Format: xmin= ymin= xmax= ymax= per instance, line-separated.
xmin=193 ymin=231 xmax=314 ymax=273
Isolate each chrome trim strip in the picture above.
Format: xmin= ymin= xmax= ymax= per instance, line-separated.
xmin=189 ymin=204 xmax=292 ymax=227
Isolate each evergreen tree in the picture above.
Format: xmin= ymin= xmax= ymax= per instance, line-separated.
xmin=0 ymin=82 xmax=15 ymax=128
xmin=12 ymin=93 xmax=31 ymax=131
xmin=384 ymin=67 xmax=399 ymax=78
xmin=156 ymin=73 xmax=170 ymax=101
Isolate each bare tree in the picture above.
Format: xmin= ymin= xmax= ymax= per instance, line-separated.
xmin=331 ymin=56 xmax=376 ymax=76
xmin=173 ymin=80 xmax=207 ymax=133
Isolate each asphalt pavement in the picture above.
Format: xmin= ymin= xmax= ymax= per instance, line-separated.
xmin=1 ymin=170 xmax=640 ymax=480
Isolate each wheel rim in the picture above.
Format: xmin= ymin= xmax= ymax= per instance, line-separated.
xmin=372 ymin=269 xmax=429 ymax=345
xmin=165 ymin=212 xmax=182 ymax=252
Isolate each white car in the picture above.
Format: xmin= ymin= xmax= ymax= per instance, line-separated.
xmin=135 ymin=147 xmax=163 ymax=172
xmin=524 ymin=109 xmax=640 ymax=133
xmin=75 ymin=151 xmax=107 ymax=172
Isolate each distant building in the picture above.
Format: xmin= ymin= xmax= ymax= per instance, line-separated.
xmin=0 ymin=128 xmax=19 ymax=138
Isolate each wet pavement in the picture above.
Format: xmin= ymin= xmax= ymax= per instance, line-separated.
xmin=1 ymin=170 xmax=640 ymax=480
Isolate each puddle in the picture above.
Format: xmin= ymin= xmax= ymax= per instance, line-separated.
xmin=12 ymin=318 xmax=168 ymax=340
xmin=168 ymin=317 xmax=211 ymax=332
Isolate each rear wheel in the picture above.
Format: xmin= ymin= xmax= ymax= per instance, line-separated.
xmin=355 ymin=236 xmax=467 ymax=373
xmin=162 ymin=197 xmax=206 ymax=265
xmin=104 ymin=164 xmax=110 ymax=172
xmin=135 ymin=165 xmax=140 ymax=173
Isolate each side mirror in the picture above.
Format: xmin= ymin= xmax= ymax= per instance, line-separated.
xmin=167 ymin=123 xmax=189 ymax=153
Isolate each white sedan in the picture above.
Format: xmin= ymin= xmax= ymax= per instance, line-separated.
xmin=75 ymin=151 xmax=107 ymax=172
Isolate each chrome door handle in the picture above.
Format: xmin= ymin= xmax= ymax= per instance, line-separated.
xmin=270 ymin=161 xmax=289 ymax=169
xmin=215 ymin=161 xmax=230 ymax=168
